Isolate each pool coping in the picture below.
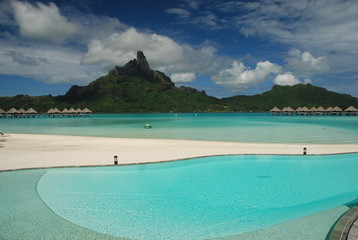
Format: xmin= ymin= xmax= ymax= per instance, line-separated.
xmin=328 ymin=206 xmax=358 ymax=240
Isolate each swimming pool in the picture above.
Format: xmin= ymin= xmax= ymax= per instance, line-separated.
xmin=37 ymin=153 xmax=358 ymax=240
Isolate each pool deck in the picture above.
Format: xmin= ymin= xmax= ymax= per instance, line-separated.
xmin=1 ymin=133 xmax=357 ymax=171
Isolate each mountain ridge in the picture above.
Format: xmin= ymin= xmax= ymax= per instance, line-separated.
xmin=0 ymin=51 xmax=357 ymax=113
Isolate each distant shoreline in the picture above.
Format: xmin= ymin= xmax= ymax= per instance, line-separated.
xmin=1 ymin=133 xmax=357 ymax=171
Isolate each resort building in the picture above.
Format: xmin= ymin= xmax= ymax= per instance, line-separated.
xmin=47 ymin=108 xmax=92 ymax=117
xmin=1 ymin=107 xmax=92 ymax=118
xmin=270 ymin=106 xmax=357 ymax=116
xmin=0 ymin=108 xmax=5 ymax=118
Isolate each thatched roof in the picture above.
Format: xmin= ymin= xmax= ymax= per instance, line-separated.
xmin=7 ymin=108 xmax=19 ymax=114
xmin=76 ymin=108 xmax=82 ymax=113
xmin=68 ymin=107 xmax=76 ymax=113
xmin=301 ymin=107 xmax=310 ymax=112
xmin=270 ymin=107 xmax=281 ymax=112
xmin=82 ymin=108 xmax=92 ymax=113
xmin=285 ymin=107 xmax=295 ymax=112
xmin=52 ymin=108 xmax=61 ymax=113
xmin=0 ymin=108 xmax=5 ymax=114
xmin=296 ymin=107 xmax=303 ymax=111
xmin=333 ymin=106 xmax=343 ymax=112
xmin=18 ymin=108 xmax=26 ymax=114
xmin=344 ymin=106 xmax=358 ymax=112
xmin=317 ymin=106 xmax=326 ymax=112
xmin=62 ymin=108 xmax=69 ymax=113
xmin=26 ymin=108 xmax=37 ymax=114
xmin=326 ymin=107 xmax=334 ymax=111
xmin=310 ymin=107 xmax=318 ymax=112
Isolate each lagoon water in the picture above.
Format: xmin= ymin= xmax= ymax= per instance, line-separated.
xmin=37 ymin=154 xmax=358 ymax=239
xmin=1 ymin=113 xmax=358 ymax=143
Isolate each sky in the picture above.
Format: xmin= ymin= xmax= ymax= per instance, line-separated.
xmin=0 ymin=0 xmax=357 ymax=98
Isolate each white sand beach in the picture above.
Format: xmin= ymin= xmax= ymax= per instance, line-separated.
xmin=0 ymin=133 xmax=357 ymax=171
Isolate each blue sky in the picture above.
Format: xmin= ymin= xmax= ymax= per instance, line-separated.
xmin=0 ymin=0 xmax=357 ymax=97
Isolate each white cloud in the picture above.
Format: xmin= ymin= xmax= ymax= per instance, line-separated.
xmin=165 ymin=8 xmax=191 ymax=20
xmin=0 ymin=43 xmax=103 ymax=85
xmin=274 ymin=73 xmax=300 ymax=86
xmin=231 ymin=0 xmax=358 ymax=78
xmin=11 ymin=0 xmax=78 ymax=43
xmin=170 ymin=73 xmax=196 ymax=83
xmin=212 ymin=61 xmax=281 ymax=90
xmin=81 ymin=27 xmax=185 ymax=69
xmin=286 ymin=49 xmax=329 ymax=78
xmin=81 ymin=27 xmax=230 ymax=79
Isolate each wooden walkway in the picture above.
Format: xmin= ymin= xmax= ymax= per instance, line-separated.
xmin=329 ymin=206 xmax=358 ymax=240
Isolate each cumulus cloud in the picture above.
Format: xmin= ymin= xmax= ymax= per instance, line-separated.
xmin=170 ymin=73 xmax=196 ymax=83
xmin=212 ymin=61 xmax=281 ymax=90
xmin=231 ymin=0 xmax=358 ymax=78
xmin=0 ymin=43 xmax=103 ymax=85
xmin=274 ymin=73 xmax=300 ymax=86
xmin=81 ymin=27 xmax=230 ymax=79
xmin=286 ymin=49 xmax=329 ymax=78
xmin=10 ymin=0 xmax=78 ymax=43
xmin=81 ymin=27 xmax=185 ymax=69
xmin=167 ymin=0 xmax=358 ymax=85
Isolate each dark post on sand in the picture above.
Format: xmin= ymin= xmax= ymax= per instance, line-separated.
xmin=114 ymin=155 xmax=118 ymax=165
xmin=303 ymin=147 xmax=307 ymax=155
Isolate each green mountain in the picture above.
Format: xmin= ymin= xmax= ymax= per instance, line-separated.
xmin=221 ymin=84 xmax=358 ymax=112
xmin=0 ymin=51 xmax=357 ymax=113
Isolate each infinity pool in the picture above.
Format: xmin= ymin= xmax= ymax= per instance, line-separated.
xmin=36 ymin=154 xmax=358 ymax=240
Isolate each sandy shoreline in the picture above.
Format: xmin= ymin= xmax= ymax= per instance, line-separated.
xmin=0 ymin=133 xmax=357 ymax=171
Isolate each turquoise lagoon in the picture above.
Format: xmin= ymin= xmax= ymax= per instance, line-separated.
xmin=1 ymin=113 xmax=358 ymax=143
xmin=36 ymin=154 xmax=358 ymax=239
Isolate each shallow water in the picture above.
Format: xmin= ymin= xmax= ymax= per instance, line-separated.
xmin=1 ymin=113 xmax=358 ymax=143
xmin=37 ymin=153 xmax=358 ymax=240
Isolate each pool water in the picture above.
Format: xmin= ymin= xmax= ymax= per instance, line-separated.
xmin=37 ymin=153 xmax=358 ymax=240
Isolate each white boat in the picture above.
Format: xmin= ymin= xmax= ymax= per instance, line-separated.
xmin=144 ymin=124 xmax=152 ymax=129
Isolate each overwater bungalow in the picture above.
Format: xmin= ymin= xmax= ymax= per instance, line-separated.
xmin=0 ymin=108 xmax=5 ymax=118
xmin=302 ymin=107 xmax=310 ymax=114
xmin=18 ymin=108 xmax=26 ymax=117
xmin=309 ymin=107 xmax=317 ymax=115
xmin=269 ymin=105 xmax=357 ymax=116
xmin=82 ymin=108 xmax=92 ymax=116
xmin=62 ymin=108 xmax=69 ymax=116
xmin=47 ymin=108 xmax=61 ymax=117
xmin=270 ymin=107 xmax=281 ymax=115
xmin=6 ymin=108 xmax=20 ymax=118
xmin=345 ymin=106 xmax=358 ymax=116
xmin=25 ymin=108 xmax=37 ymax=117
xmin=316 ymin=106 xmax=326 ymax=115
xmin=326 ymin=107 xmax=334 ymax=114
xmin=282 ymin=107 xmax=295 ymax=115
xmin=333 ymin=106 xmax=343 ymax=116
xmin=75 ymin=108 xmax=83 ymax=116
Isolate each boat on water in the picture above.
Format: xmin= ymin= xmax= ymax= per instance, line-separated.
xmin=144 ymin=124 xmax=152 ymax=129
